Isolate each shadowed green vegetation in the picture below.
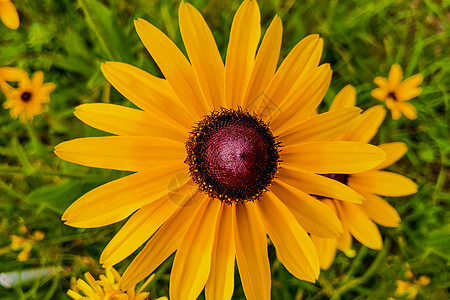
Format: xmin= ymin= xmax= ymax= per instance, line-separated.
xmin=0 ymin=0 xmax=448 ymax=299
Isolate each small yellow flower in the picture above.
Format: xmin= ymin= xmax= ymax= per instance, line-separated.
xmin=9 ymin=226 xmax=45 ymax=261
xmin=67 ymin=267 xmax=167 ymax=300
xmin=0 ymin=0 xmax=19 ymax=30
xmin=0 ymin=67 xmax=56 ymax=121
xmin=394 ymin=268 xmax=430 ymax=299
xmin=371 ymin=64 xmax=422 ymax=120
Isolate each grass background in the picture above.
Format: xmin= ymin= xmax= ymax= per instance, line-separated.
xmin=0 ymin=0 xmax=448 ymax=299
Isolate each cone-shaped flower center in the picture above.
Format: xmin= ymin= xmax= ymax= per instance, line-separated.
xmin=20 ymin=92 xmax=32 ymax=102
xmin=185 ymin=108 xmax=280 ymax=203
xmin=387 ymin=91 xmax=397 ymax=101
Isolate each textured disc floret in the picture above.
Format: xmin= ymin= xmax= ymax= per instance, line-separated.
xmin=185 ymin=108 xmax=281 ymax=203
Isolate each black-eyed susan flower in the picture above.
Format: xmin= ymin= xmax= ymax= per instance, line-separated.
xmin=371 ymin=64 xmax=423 ymax=120
xmin=0 ymin=67 xmax=56 ymax=121
xmin=311 ymin=85 xmax=418 ymax=270
xmin=0 ymin=0 xmax=19 ymax=30
xmin=67 ymin=267 xmax=165 ymax=300
xmin=55 ymin=2 xmax=387 ymax=299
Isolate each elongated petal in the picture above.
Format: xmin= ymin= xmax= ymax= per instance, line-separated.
xmin=54 ymin=136 xmax=185 ymax=172
xmin=206 ymin=203 xmax=235 ymax=300
xmin=338 ymin=105 xmax=386 ymax=143
xmin=278 ymin=167 xmax=364 ymax=203
xmin=31 ymin=71 xmax=44 ymax=90
xmin=120 ymin=194 xmax=208 ymax=290
xmin=270 ymin=181 xmax=343 ymax=238
xmin=243 ymin=16 xmax=282 ymax=109
xmin=348 ymin=170 xmax=417 ymax=197
xmin=375 ymin=142 xmax=407 ymax=169
xmin=225 ymin=0 xmax=261 ymax=108
xmin=134 ymin=19 xmax=209 ymax=116
xmin=396 ymin=102 xmax=417 ymax=120
xmin=360 ymin=192 xmax=400 ymax=227
xmin=279 ymin=107 xmax=361 ymax=144
xmin=101 ymin=62 xmax=195 ymax=130
xmin=337 ymin=201 xmax=383 ymax=250
xmin=258 ymin=193 xmax=319 ymax=281
xmin=310 ymin=235 xmax=337 ymax=270
xmin=270 ymin=64 xmax=332 ymax=132
xmin=282 ymin=141 xmax=386 ymax=174
xmin=329 ymin=84 xmax=356 ymax=111
xmin=396 ymin=74 xmax=423 ymax=101
xmin=373 ymin=76 xmax=388 ymax=89
xmin=0 ymin=67 xmax=28 ymax=82
xmin=100 ymin=181 xmax=198 ymax=267
xmin=179 ymin=2 xmax=225 ymax=108
xmin=387 ymin=64 xmax=402 ymax=90
xmin=0 ymin=1 xmax=19 ymax=30
xmin=61 ymin=165 xmax=189 ymax=227
xmin=371 ymin=88 xmax=387 ymax=101
xmin=336 ymin=226 xmax=352 ymax=251
xmin=234 ymin=202 xmax=271 ymax=300
xmin=170 ymin=199 xmax=221 ymax=300
xmin=75 ymin=103 xmax=186 ymax=142
xmin=263 ymin=35 xmax=322 ymax=112
xmin=396 ymin=87 xmax=422 ymax=102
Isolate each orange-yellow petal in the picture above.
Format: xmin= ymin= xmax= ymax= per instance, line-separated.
xmin=61 ymin=165 xmax=189 ymax=228
xmin=234 ymin=202 xmax=271 ymax=300
xmin=257 ymin=193 xmax=319 ymax=281
xmin=371 ymin=87 xmax=387 ymax=101
xmin=375 ymin=142 xmax=407 ymax=170
xmin=396 ymin=102 xmax=417 ymax=120
xmin=134 ymin=18 xmax=209 ymax=116
xmin=396 ymin=73 xmax=423 ymax=100
xmin=282 ymin=141 xmax=386 ymax=174
xmin=338 ymin=105 xmax=386 ymax=143
xmin=0 ymin=0 xmax=19 ymax=30
xmin=120 ymin=194 xmax=208 ymax=290
xmin=225 ymin=0 xmax=261 ymax=108
xmin=54 ymin=136 xmax=185 ymax=172
xmin=348 ymin=170 xmax=418 ymax=197
xmin=387 ymin=64 xmax=403 ymax=91
xmin=74 ymin=103 xmax=186 ymax=142
xmin=310 ymin=234 xmax=337 ymax=270
xmin=170 ymin=199 xmax=221 ymax=300
xmin=373 ymin=76 xmax=388 ymax=89
xmin=360 ymin=192 xmax=401 ymax=227
xmin=179 ymin=2 xmax=224 ymax=109
xmin=329 ymin=84 xmax=356 ymax=111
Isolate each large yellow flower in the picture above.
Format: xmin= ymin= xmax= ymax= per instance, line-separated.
xmin=311 ymin=85 xmax=418 ymax=270
xmin=55 ymin=1 xmax=386 ymax=299
xmin=371 ymin=64 xmax=423 ymax=120
xmin=0 ymin=67 xmax=56 ymax=121
xmin=67 ymin=267 xmax=166 ymax=300
xmin=0 ymin=0 xmax=19 ymax=30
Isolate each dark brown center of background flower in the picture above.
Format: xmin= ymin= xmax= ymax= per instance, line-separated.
xmin=185 ymin=108 xmax=280 ymax=203
xmin=20 ymin=92 xmax=32 ymax=102
xmin=387 ymin=91 xmax=397 ymax=101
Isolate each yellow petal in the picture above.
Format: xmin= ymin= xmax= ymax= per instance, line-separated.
xmin=360 ymin=192 xmax=400 ymax=227
xmin=348 ymin=170 xmax=418 ymax=197
xmin=75 ymin=103 xmax=185 ymax=141
xmin=373 ymin=76 xmax=388 ymax=89
xmin=282 ymin=141 xmax=386 ymax=174
xmin=270 ymin=182 xmax=343 ymax=238
xmin=39 ymin=82 xmax=56 ymax=95
xmin=0 ymin=67 xmax=28 ymax=82
xmin=100 ymin=181 xmax=198 ymax=267
xmin=0 ymin=1 xmax=19 ymax=30
xmin=338 ymin=105 xmax=386 ymax=143
xmin=270 ymin=64 xmax=332 ymax=133
xmin=242 ymin=16 xmax=282 ymax=109
xmin=54 ymin=136 xmax=185 ymax=171
xmin=396 ymin=102 xmax=417 ymax=120
xmin=329 ymin=84 xmax=356 ymax=111
xmin=120 ymin=194 xmax=208 ymax=290
xmin=170 ymin=199 xmax=221 ymax=300
xmin=375 ymin=142 xmax=407 ymax=170
xmin=225 ymin=0 xmax=261 ymax=108
xmin=179 ymin=2 xmax=225 ymax=109
xmin=31 ymin=71 xmax=44 ymax=90
xmin=258 ymin=193 xmax=319 ymax=281
xmin=134 ymin=18 xmax=209 ymax=116
xmin=387 ymin=64 xmax=403 ymax=90
xmin=310 ymin=234 xmax=337 ymax=270
xmin=262 ymin=35 xmax=322 ymax=115
xmin=396 ymin=87 xmax=422 ymax=102
xmin=278 ymin=107 xmax=361 ymax=145
xmin=101 ymin=62 xmax=195 ymax=131
xmin=337 ymin=201 xmax=383 ymax=250
xmin=371 ymin=87 xmax=387 ymax=101
xmin=386 ymin=99 xmax=402 ymax=120
xmin=205 ymin=203 xmax=235 ymax=300
xmin=61 ymin=165 xmax=189 ymax=228
xmin=234 ymin=202 xmax=271 ymax=300
xmin=396 ymin=73 xmax=423 ymax=99
xmin=277 ymin=167 xmax=364 ymax=203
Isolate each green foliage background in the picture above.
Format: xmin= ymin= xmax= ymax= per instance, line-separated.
xmin=0 ymin=0 xmax=448 ymax=299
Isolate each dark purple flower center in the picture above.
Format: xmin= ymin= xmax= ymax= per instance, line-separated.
xmin=387 ymin=91 xmax=397 ymax=101
xmin=185 ymin=108 xmax=280 ymax=203
xmin=21 ymin=92 xmax=32 ymax=102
